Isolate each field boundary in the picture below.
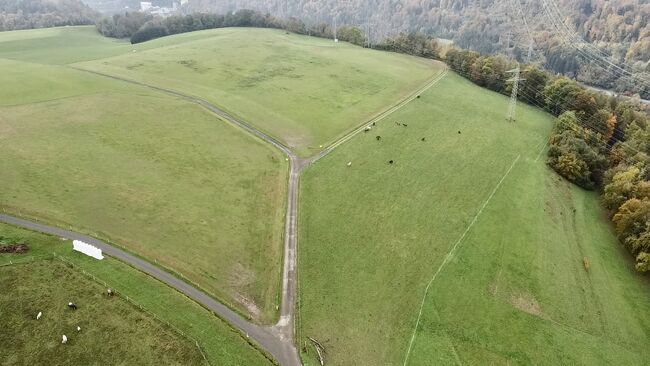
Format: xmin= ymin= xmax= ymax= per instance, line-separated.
xmin=0 ymin=207 xmax=249 ymax=322
xmin=402 ymin=154 xmax=521 ymax=366
xmin=0 ymin=254 xmax=54 ymax=267
xmin=53 ymin=253 xmax=212 ymax=365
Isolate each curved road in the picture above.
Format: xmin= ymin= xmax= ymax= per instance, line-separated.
xmin=1 ymin=63 xmax=448 ymax=366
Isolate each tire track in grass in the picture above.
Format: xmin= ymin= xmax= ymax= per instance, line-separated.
xmin=403 ymin=154 xmax=521 ymax=366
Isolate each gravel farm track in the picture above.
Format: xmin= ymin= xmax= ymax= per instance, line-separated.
xmin=0 ymin=63 xmax=448 ymax=366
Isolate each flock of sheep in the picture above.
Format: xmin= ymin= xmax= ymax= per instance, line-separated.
xmin=35 ymin=289 xmax=114 ymax=345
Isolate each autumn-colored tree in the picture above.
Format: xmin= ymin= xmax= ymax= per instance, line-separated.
xmin=602 ymin=166 xmax=642 ymax=211
xmin=635 ymin=252 xmax=650 ymax=273
xmin=553 ymin=152 xmax=590 ymax=184
xmin=612 ymin=198 xmax=650 ymax=256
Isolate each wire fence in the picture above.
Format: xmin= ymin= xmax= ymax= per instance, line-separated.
xmin=0 ymin=254 xmax=54 ymax=267
xmin=53 ymin=253 xmax=211 ymax=366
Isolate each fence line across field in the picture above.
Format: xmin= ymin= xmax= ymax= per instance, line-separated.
xmin=53 ymin=253 xmax=211 ymax=366
xmin=0 ymin=254 xmax=55 ymax=267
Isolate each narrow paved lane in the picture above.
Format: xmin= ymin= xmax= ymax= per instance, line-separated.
xmin=0 ymin=213 xmax=298 ymax=366
xmin=2 ymin=64 xmax=448 ymax=366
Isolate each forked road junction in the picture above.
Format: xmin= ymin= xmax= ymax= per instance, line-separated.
xmin=0 ymin=64 xmax=448 ymax=366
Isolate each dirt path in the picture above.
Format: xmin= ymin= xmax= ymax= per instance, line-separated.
xmin=1 ymin=62 xmax=448 ymax=366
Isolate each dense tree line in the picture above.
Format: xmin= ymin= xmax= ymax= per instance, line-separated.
xmin=446 ymin=48 xmax=649 ymax=272
xmin=182 ymin=0 xmax=649 ymax=98
xmin=98 ymin=9 xmax=392 ymax=47
xmin=95 ymin=12 xmax=152 ymax=39
xmin=375 ymin=32 xmax=440 ymax=59
xmin=0 ymin=0 xmax=98 ymax=31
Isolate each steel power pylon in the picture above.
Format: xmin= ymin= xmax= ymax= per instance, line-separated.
xmin=506 ymin=67 xmax=525 ymax=122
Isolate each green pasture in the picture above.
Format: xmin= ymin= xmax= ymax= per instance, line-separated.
xmin=75 ymin=27 xmax=443 ymax=156
xmin=297 ymin=72 xmax=650 ymax=365
xmin=0 ymin=60 xmax=287 ymax=323
xmin=0 ymin=223 xmax=273 ymax=365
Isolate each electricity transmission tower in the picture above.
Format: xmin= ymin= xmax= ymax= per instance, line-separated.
xmin=363 ymin=19 xmax=375 ymax=48
xmin=526 ymin=40 xmax=534 ymax=63
xmin=506 ymin=67 xmax=525 ymax=122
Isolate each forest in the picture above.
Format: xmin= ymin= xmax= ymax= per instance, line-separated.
xmin=0 ymin=0 xmax=99 ymax=31
xmin=96 ymin=8 xmax=438 ymax=60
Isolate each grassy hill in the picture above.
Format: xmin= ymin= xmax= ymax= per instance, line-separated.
xmin=0 ymin=25 xmax=441 ymax=323
xmin=297 ymin=73 xmax=650 ymax=365
xmin=0 ymin=58 xmax=287 ymax=323
xmin=0 ymin=224 xmax=272 ymax=365
xmin=74 ymin=27 xmax=443 ymax=156
xmin=0 ymin=26 xmax=231 ymax=65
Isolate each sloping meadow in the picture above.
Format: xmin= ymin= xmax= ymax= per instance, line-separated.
xmin=0 ymin=59 xmax=287 ymax=323
xmin=75 ymin=27 xmax=443 ymax=156
xmin=298 ymin=73 xmax=650 ymax=365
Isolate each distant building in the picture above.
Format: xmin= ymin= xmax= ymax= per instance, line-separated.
xmin=140 ymin=1 xmax=152 ymax=11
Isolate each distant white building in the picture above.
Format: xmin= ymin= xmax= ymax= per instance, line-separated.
xmin=140 ymin=1 xmax=152 ymax=11
xmin=150 ymin=6 xmax=173 ymax=16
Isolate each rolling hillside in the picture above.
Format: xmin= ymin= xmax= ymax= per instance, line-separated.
xmin=298 ymin=73 xmax=650 ymax=365
xmin=1 ymin=25 xmax=648 ymax=366
xmin=75 ymin=27 xmax=443 ymax=156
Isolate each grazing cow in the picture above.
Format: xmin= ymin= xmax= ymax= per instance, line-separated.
xmin=67 ymin=302 xmax=77 ymax=310
xmin=62 ymin=335 xmax=68 ymax=344
xmin=372 ymin=122 xmax=376 ymax=126
xmin=364 ymin=126 xmax=371 ymax=132
xmin=458 ymin=131 xmax=461 ymax=134
xmin=347 ymin=162 xmax=352 ymax=167
xmin=421 ymin=137 xmax=426 ymax=141
xmin=376 ymin=136 xmax=381 ymax=141
xmin=395 ymin=122 xmax=401 ymax=126
xmin=36 ymin=311 xmax=42 ymax=320
xmin=403 ymin=124 xmax=408 ymax=127
xmin=389 ymin=160 xmax=394 ymax=164
xmin=416 ymin=95 xmax=421 ymax=98
xmin=107 ymin=288 xmax=114 ymax=297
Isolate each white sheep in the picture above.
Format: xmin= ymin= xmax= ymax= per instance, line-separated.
xmin=36 ymin=311 xmax=42 ymax=320
xmin=62 ymin=335 xmax=68 ymax=344
xmin=347 ymin=162 xmax=352 ymax=167
xmin=76 ymin=326 xmax=81 ymax=332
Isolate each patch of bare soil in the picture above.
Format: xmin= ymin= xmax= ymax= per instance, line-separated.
xmin=510 ymin=293 xmax=544 ymax=317
xmin=234 ymin=293 xmax=261 ymax=319
xmin=229 ymin=263 xmax=261 ymax=318
xmin=0 ymin=243 xmax=29 ymax=254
